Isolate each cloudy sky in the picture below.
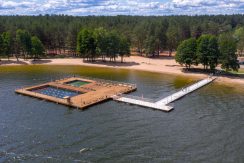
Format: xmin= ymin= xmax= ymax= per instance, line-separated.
xmin=0 ymin=0 xmax=244 ymax=16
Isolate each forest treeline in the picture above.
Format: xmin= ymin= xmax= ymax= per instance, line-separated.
xmin=0 ymin=15 xmax=244 ymax=58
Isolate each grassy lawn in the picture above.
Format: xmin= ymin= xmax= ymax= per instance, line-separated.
xmin=229 ymin=68 xmax=244 ymax=74
xmin=240 ymin=68 xmax=244 ymax=73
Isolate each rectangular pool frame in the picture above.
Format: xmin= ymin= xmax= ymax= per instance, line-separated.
xmin=65 ymin=80 xmax=91 ymax=87
xmin=15 ymin=77 xmax=137 ymax=110
xmin=31 ymin=85 xmax=83 ymax=99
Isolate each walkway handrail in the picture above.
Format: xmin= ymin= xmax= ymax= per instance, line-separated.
xmin=119 ymin=94 xmax=155 ymax=103
xmin=153 ymin=77 xmax=216 ymax=102
xmin=114 ymin=77 xmax=216 ymax=111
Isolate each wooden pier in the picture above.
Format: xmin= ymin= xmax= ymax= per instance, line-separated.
xmin=16 ymin=76 xmax=216 ymax=112
xmin=114 ymin=77 xmax=216 ymax=112
xmin=15 ymin=77 xmax=137 ymax=110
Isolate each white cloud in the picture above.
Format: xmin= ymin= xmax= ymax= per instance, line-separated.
xmin=0 ymin=0 xmax=35 ymax=9
xmin=0 ymin=0 xmax=243 ymax=15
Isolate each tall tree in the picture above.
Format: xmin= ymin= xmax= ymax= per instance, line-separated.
xmin=208 ymin=36 xmax=220 ymax=71
xmin=152 ymin=21 xmax=168 ymax=56
xmin=219 ymin=33 xmax=240 ymax=71
xmin=144 ymin=36 xmax=156 ymax=57
xmin=77 ymin=29 xmax=96 ymax=61
xmin=234 ymin=27 xmax=244 ymax=56
xmin=175 ymin=38 xmax=197 ymax=68
xmin=166 ymin=22 xmax=180 ymax=56
xmin=0 ymin=35 xmax=3 ymax=61
xmin=197 ymin=35 xmax=219 ymax=71
xmin=66 ymin=23 xmax=79 ymax=56
xmin=31 ymin=36 xmax=45 ymax=60
xmin=119 ymin=36 xmax=130 ymax=63
xmin=1 ymin=32 xmax=12 ymax=60
xmin=94 ymin=27 xmax=108 ymax=61
xmin=196 ymin=35 xmax=220 ymax=71
xmin=133 ymin=21 xmax=147 ymax=55
xmin=106 ymin=31 xmax=120 ymax=62
xmin=196 ymin=35 xmax=210 ymax=69
xmin=192 ymin=25 xmax=202 ymax=39
xmin=179 ymin=22 xmax=191 ymax=41
xmin=143 ymin=21 xmax=168 ymax=57
xmin=16 ymin=29 xmax=32 ymax=59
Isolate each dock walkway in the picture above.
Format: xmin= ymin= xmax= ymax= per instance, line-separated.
xmin=114 ymin=77 xmax=216 ymax=112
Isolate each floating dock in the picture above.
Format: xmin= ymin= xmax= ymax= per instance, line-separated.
xmin=15 ymin=77 xmax=137 ymax=109
xmin=16 ymin=76 xmax=216 ymax=112
xmin=114 ymin=77 xmax=216 ymax=112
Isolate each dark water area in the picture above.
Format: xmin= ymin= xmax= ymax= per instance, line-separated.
xmin=0 ymin=65 xmax=243 ymax=162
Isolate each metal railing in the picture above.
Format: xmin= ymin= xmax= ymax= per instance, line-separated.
xmin=118 ymin=94 xmax=155 ymax=103
xmin=116 ymin=77 xmax=216 ymax=105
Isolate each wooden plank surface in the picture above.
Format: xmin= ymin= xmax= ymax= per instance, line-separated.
xmin=15 ymin=77 xmax=137 ymax=109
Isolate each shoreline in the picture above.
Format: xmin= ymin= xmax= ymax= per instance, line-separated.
xmin=0 ymin=57 xmax=243 ymax=85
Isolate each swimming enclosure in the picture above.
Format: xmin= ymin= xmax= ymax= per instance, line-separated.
xmin=66 ymin=80 xmax=91 ymax=87
xmin=15 ymin=77 xmax=136 ymax=109
xmin=32 ymin=86 xmax=81 ymax=99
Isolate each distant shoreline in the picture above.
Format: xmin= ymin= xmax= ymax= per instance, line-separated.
xmin=0 ymin=56 xmax=243 ymax=85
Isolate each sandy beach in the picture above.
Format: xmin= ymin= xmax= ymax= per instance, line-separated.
xmin=0 ymin=56 xmax=243 ymax=85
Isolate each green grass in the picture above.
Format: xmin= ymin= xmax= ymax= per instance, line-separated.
xmin=229 ymin=68 xmax=244 ymax=74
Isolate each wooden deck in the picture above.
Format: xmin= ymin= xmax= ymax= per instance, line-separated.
xmin=15 ymin=76 xmax=216 ymax=112
xmin=15 ymin=77 xmax=137 ymax=109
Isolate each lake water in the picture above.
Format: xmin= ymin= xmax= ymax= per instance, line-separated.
xmin=0 ymin=65 xmax=243 ymax=162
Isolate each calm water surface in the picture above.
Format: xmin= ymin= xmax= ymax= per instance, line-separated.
xmin=0 ymin=65 xmax=243 ymax=162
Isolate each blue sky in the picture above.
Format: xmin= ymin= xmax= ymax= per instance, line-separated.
xmin=0 ymin=0 xmax=244 ymax=15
